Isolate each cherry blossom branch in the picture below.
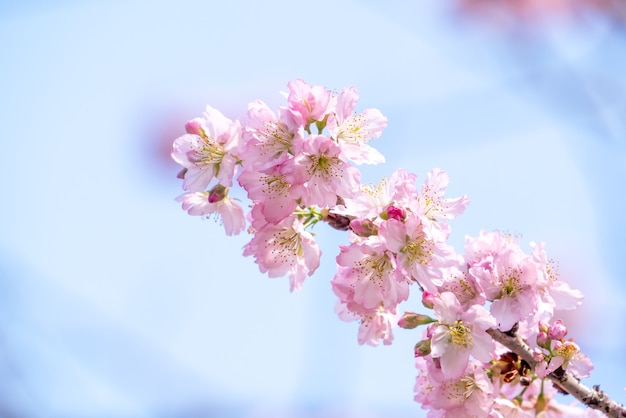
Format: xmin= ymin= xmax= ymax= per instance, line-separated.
xmin=172 ymin=79 xmax=624 ymax=417
xmin=487 ymin=328 xmax=626 ymax=418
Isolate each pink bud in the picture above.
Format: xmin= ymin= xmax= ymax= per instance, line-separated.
xmin=548 ymin=320 xmax=568 ymax=340
xmin=414 ymin=338 xmax=431 ymax=357
xmin=349 ymin=218 xmax=378 ymax=237
xmin=208 ymin=184 xmax=227 ymax=203
xmin=386 ymin=205 xmax=405 ymax=221
xmin=422 ymin=291 xmax=435 ymax=309
xmin=185 ymin=118 xmax=203 ymax=135
xmin=380 ymin=205 xmax=405 ymax=221
xmin=536 ymin=331 xmax=549 ymax=348
xmin=398 ymin=311 xmax=436 ymax=329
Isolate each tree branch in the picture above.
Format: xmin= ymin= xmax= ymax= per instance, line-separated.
xmin=486 ymin=328 xmax=626 ymax=418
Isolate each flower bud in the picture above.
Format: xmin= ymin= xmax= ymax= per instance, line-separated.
xmin=380 ymin=205 xmax=405 ymax=221
xmin=421 ymin=291 xmax=436 ymax=309
xmin=548 ymin=319 xmax=568 ymax=340
xmin=349 ymin=218 xmax=378 ymax=237
xmin=208 ymin=184 xmax=227 ymax=203
xmin=398 ymin=311 xmax=436 ymax=329
xmin=185 ymin=118 xmax=203 ymax=135
xmin=536 ymin=331 xmax=549 ymax=348
xmin=414 ymin=338 xmax=431 ymax=357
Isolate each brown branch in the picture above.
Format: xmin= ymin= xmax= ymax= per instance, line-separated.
xmin=487 ymin=328 xmax=626 ymax=418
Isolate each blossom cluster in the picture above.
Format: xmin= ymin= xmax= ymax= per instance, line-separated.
xmin=171 ymin=80 xmax=607 ymax=417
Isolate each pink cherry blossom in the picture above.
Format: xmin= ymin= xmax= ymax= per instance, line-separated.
xmin=415 ymin=356 xmax=496 ymax=417
xmin=430 ymin=292 xmax=496 ymax=378
xmin=286 ymin=79 xmax=332 ymax=127
xmin=175 ymin=187 xmax=245 ymax=236
xmin=241 ymin=99 xmax=302 ymax=171
xmin=530 ymin=241 xmax=583 ymax=320
xmin=438 ymin=264 xmax=486 ymax=310
xmin=378 ymin=214 xmax=458 ymax=293
xmin=171 ymin=105 xmax=241 ymax=191
xmin=327 ymin=85 xmax=387 ymax=165
xmin=338 ymin=168 xmax=419 ymax=221
xmin=286 ymin=134 xmax=361 ymax=208
xmin=335 ymin=302 xmax=397 ymax=346
xmin=331 ymin=236 xmax=410 ymax=315
xmin=243 ymin=214 xmax=320 ymax=291
xmin=465 ymin=231 xmax=540 ymax=332
xmin=416 ymin=168 xmax=469 ymax=242
xmin=237 ymin=163 xmax=306 ymax=225
xmin=357 ymin=307 xmax=396 ymax=346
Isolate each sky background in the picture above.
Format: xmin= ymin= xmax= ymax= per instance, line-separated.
xmin=1 ymin=1 xmax=625 ymax=417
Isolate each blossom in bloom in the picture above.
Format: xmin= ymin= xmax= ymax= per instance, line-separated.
xmin=465 ymin=231 xmax=540 ymax=332
xmin=336 ymin=302 xmax=396 ymax=346
xmin=175 ymin=186 xmax=246 ymax=236
xmin=530 ymin=241 xmax=583 ymax=321
xmin=416 ymin=168 xmax=469 ymax=242
xmin=551 ymin=340 xmax=593 ymax=379
xmin=338 ymin=168 xmax=419 ymax=221
xmin=327 ymin=85 xmax=387 ymax=165
xmin=331 ymin=236 xmax=410 ymax=315
xmin=430 ymin=292 xmax=496 ymax=378
xmin=438 ymin=264 xmax=487 ymax=310
xmin=171 ymin=105 xmax=241 ymax=191
xmin=240 ymin=99 xmax=302 ymax=171
xmin=378 ymin=214 xmax=458 ymax=293
xmin=415 ymin=356 xmax=496 ymax=417
xmin=286 ymin=134 xmax=361 ymax=208
xmin=243 ymin=214 xmax=320 ymax=291
xmin=286 ymin=79 xmax=332 ymax=127
xmin=237 ymin=163 xmax=306 ymax=225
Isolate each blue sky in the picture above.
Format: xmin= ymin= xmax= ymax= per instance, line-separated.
xmin=1 ymin=1 xmax=625 ymax=417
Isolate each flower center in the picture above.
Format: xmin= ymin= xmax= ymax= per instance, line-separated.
xmin=192 ymin=134 xmax=226 ymax=167
xmin=400 ymin=232 xmax=433 ymax=265
xmin=499 ymin=268 xmax=524 ymax=298
xmin=447 ymin=320 xmax=473 ymax=348
xmin=256 ymin=120 xmax=294 ymax=158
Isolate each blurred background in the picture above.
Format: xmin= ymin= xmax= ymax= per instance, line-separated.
xmin=1 ymin=0 xmax=625 ymax=417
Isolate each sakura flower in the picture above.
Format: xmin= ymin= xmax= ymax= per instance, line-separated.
xmin=530 ymin=241 xmax=583 ymax=320
xmin=492 ymin=253 xmax=541 ymax=331
xmin=338 ymin=168 xmax=419 ymax=221
xmin=552 ymin=340 xmax=594 ymax=379
xmin=415 ymin=356 xmax=496 ymax=417
xmin=175 ymin=185 xmax=245 ymax=236
xmin=430 ymin=292 xmax=496 ymax=378
xmin=378 ymin=214 xmax=458 ymax=293
xmin=416 ymin=168 xmax=469 ymax=242
xmin=286 ymin=134 xmax=360 ymax=208
xmin=331 ymin=236 xmax=409 ymax=315
xmin=336 ymin=302 xmax=397 ymax=346
xmin=438 ymin=264 xmax=486 ymax=310
xmin=286 ymin=79 xmax=332 ymax=128
xmin=243 ymin=214 xmax=320 ymax=291
xmin=327 ymin=85 xmax=387 ymax=165
xmin=465 ymin=231 xmax=540 ymax=332
xmin=241 ymin=100 xmax=302 ymax=171
xmin=171 ymin=105 xmax=241 ymax=191
xmin=237 ymin=163 xmax=306 ymax=224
